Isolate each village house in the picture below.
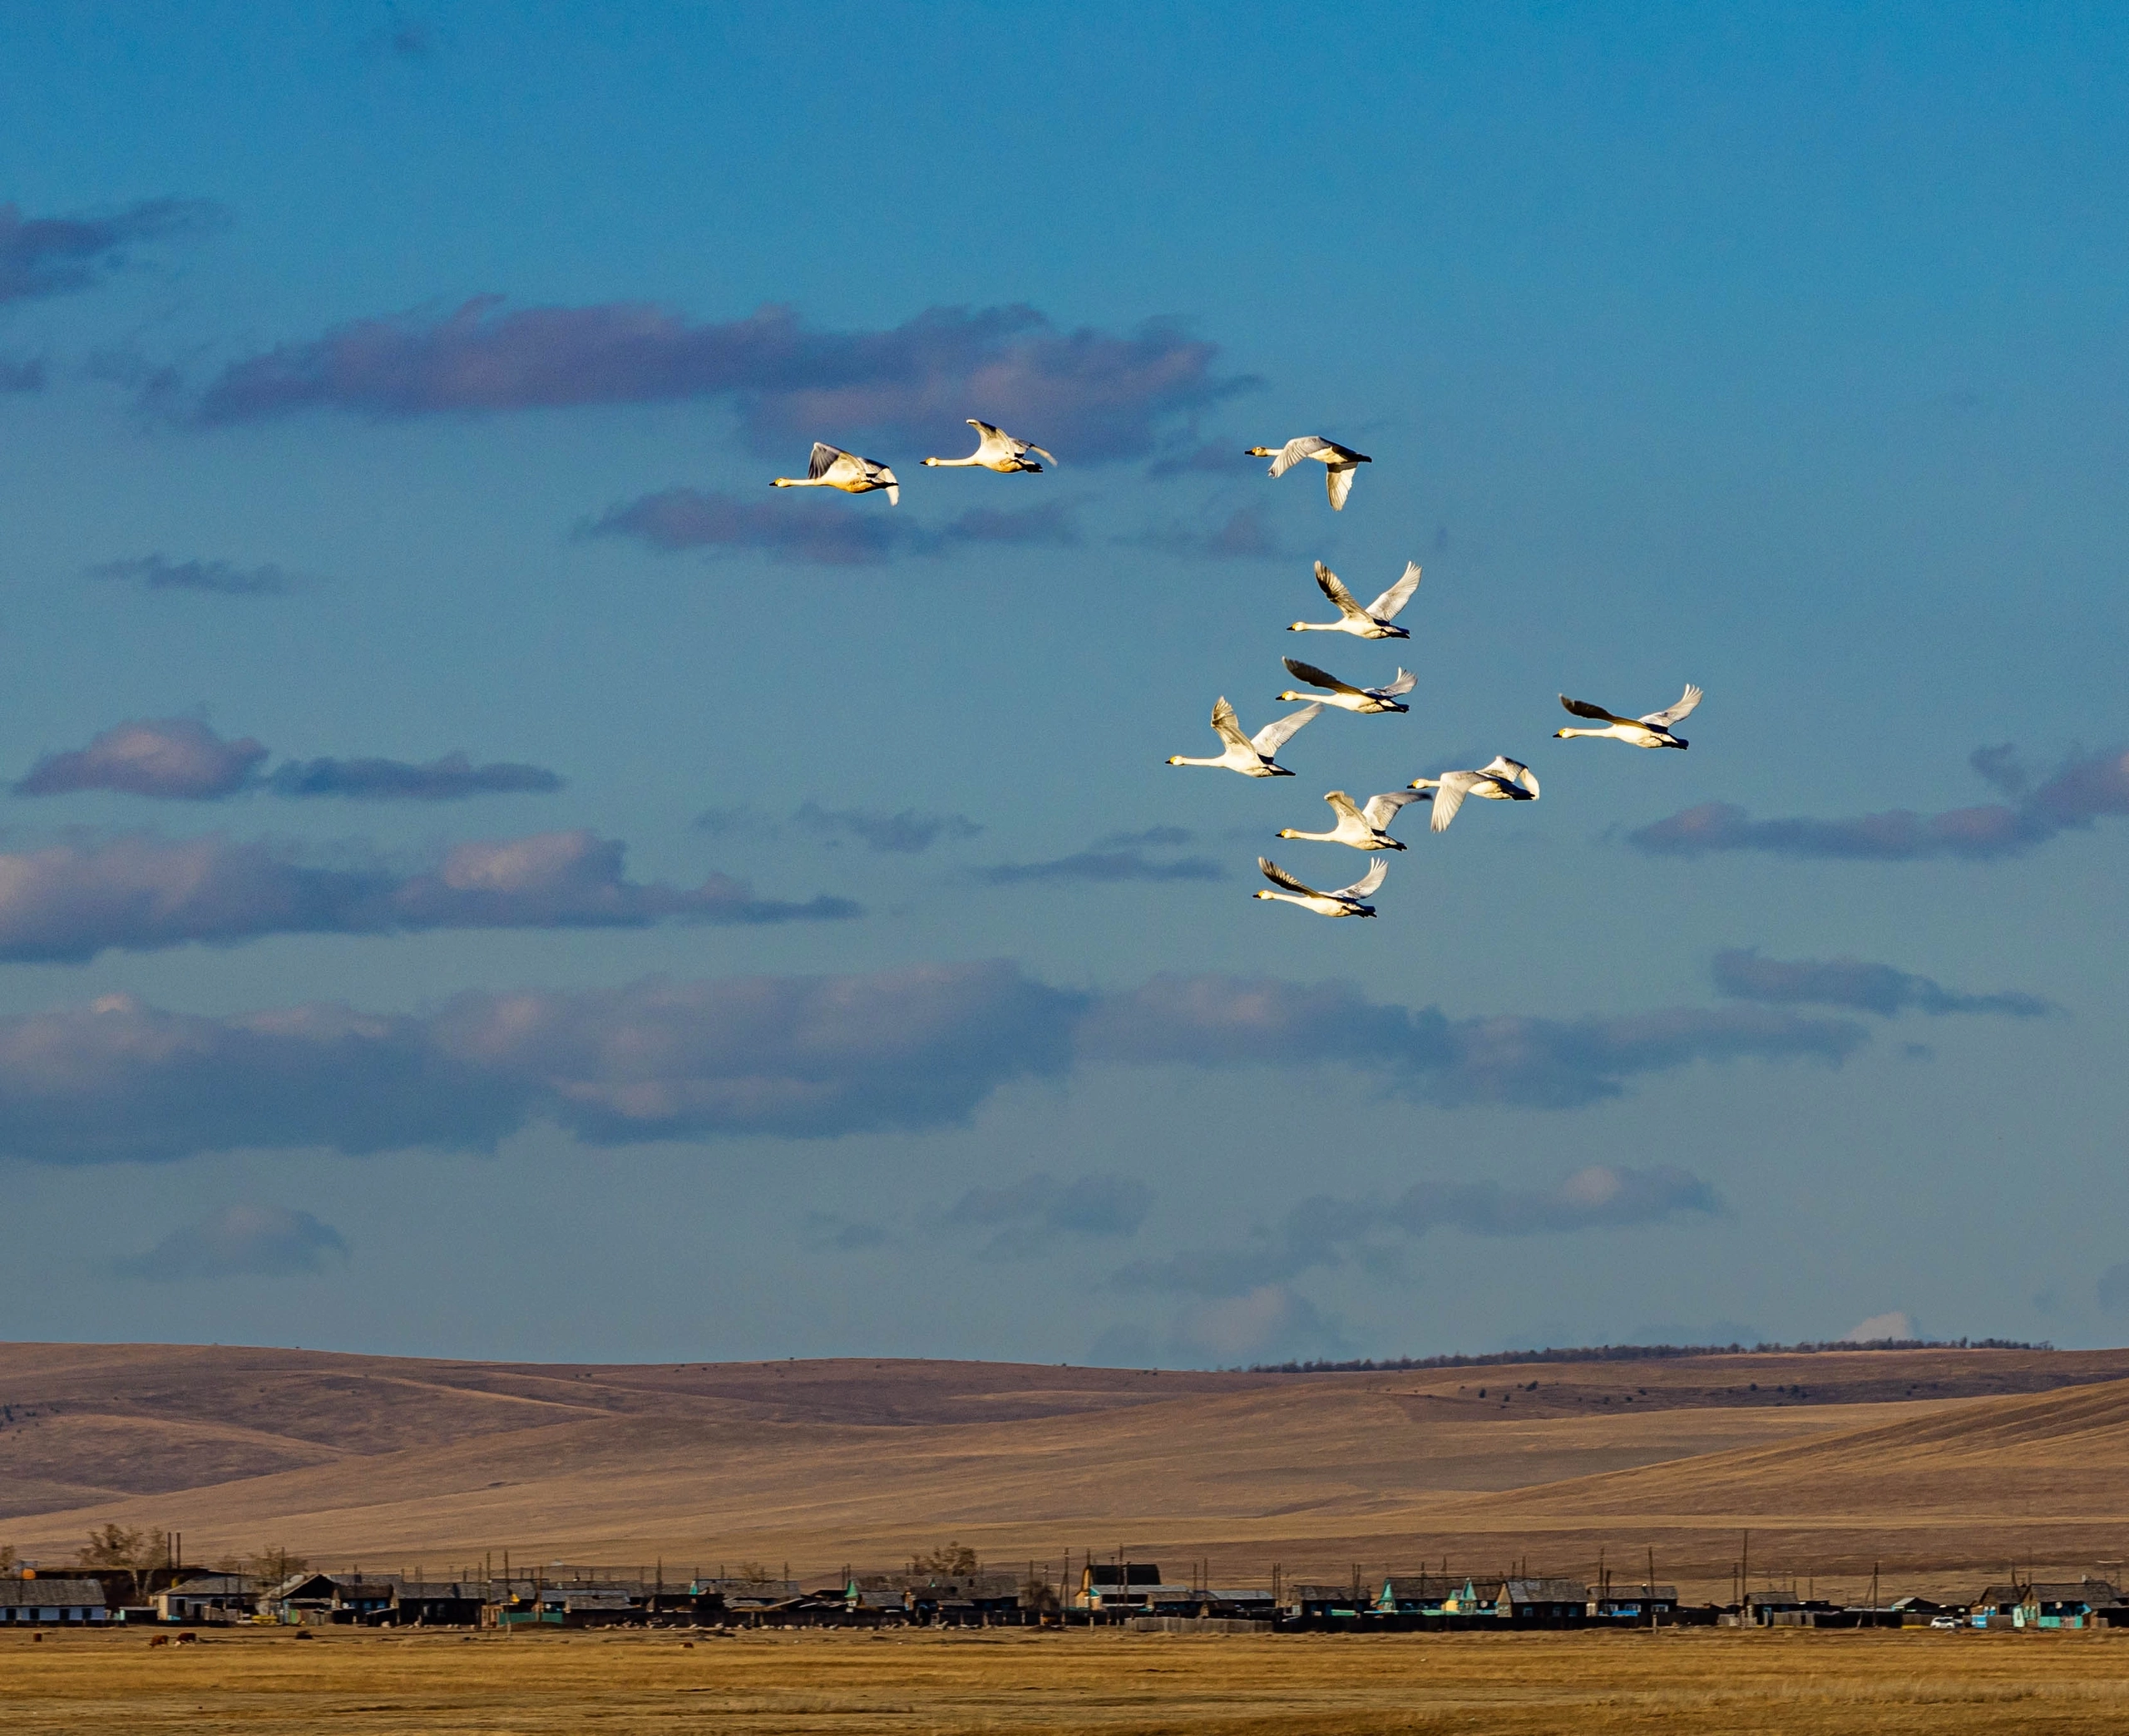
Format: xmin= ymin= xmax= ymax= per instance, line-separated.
xmin=0 ymin=1576 xmax=109 ymax=1625
xmin=1075 ymin=1562 xmax=1164 ymax=1611
xmin=1284 ymin=1583 xmax=1367 ymax=1619
xmin=154 ymin=1573 xmax=254 ymax=1624
xmin=260 ymin=1572 xmax=397 ymax=1625
xmin=389 ymin=1581 xmax=486 ymax=1626
xmin=1983 ymin=1582 xmax=2120 ymax=1625
xmin=1376 ymin=1574 xmax=1468 ymax=1615
xmin=1592 ymin=1580 xmax=1680 ymax=1620
xmin=1498 ymin=1576 xmax=1589 ymax=1620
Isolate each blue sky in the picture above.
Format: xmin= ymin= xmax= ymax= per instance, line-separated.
xmin=1 ymin=2 xmax=2124 ymax=1366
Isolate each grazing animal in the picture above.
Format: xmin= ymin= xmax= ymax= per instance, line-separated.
xmin=771 ymin=442 xmax=900 ymax=504
xmin=921 ymin=420 xmax=1055 ymax=472
xmin=1167 ymin=696 xmax=1322 ymax=777
xmin=1277 ymin=657 xmax=1416 ymax=714
xmin=1409 ymin=757 xmax=1542 ymax=832
xmin=1288 ymin=560 xmax=1423 ymax=639
xmin=1277 ymin=788 xmax=1428 ymax=851
xmin=1245 ymin=436 xmax=1371 ymax=510
xmin=1554 ymin=684 xmax=1702 ymax=749
xmin=1253 ymin=854 xmax=1387 ymax=917
xmin=148 ymin=1635 xmax=169 ymax=1648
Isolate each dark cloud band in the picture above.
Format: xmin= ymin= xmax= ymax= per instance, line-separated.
xmin=1712 ymin=949 xmax=2054 ymax=1018
xmin=0 ymin=830 xmax=855 ymax=964
xmin=195 ymin=298 xmax=1240 ymax=459
xmin=0 ymin=967 xmax=1863 ymax=1165
xmin=0 ymin=198 xmax=219 ymax=305
xmin=582 ymin=487 xmax=1079 ymax=565
xmin=1631 ymin=744 xmax=2129 ymax=861
xmin=14 ymin=718 xmax=564 ymax=802
xmin=1115 ymin=1165 xmax=1719 ymax=1298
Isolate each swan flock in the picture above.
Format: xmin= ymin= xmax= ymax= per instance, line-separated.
xmin=770 ymin=417 xmax=1704 ymax=920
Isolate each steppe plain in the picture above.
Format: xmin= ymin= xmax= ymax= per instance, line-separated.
xmin=6 ymin=1624 xmax=2129 ymax=1736
xmin=8 ymin=1342 xmax=2129 ymax=1733
xmin=7 ymin=1340 xmax=2129 ymax=1600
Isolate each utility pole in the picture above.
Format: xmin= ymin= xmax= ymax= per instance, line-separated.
xmin=1647 ymin=1547 xmax=1657 ymax=1631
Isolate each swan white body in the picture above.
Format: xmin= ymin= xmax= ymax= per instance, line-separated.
xmin=1408 ymin=757 xmax=1541 ymax=832
xmin=1288 ymin=560 xmax=1422 ymax=639
xmin=1253 ymin=854 xmax=1386 ymax=917
xmin=922 ymin=419 xmax=1055 ymax=473
xmin=1277 ymin=788 xmax=1427 ymax=851
xmin=772 ymin=441 xmax=900 ymax=505
xmin=1246 ymin=436 xmax=1371 ymax=510
xmin=1277 ymin=656 xmax=1416 ymax=714
xmin=1554 ymin=684 xmax=1702 ymax=749
xmin=1168 ymin=696 xmax=1322 ymax=777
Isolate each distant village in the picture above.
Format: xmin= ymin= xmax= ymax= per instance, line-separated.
xmin=5 ymin=1535 xmax=2126 ymax=1635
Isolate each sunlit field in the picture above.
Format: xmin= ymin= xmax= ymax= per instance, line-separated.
xmin=5 ymin=1625 xmax=2128 ymax=1735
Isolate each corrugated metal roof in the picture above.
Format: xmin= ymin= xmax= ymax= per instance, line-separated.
xmin=0 ymin=1579 xmax=106 ymax=1607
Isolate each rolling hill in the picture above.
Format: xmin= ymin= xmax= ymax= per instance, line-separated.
xmin=5 ymin=1341 xmax=2128 ymax=1600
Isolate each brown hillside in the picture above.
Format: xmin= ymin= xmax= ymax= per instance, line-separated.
xmin=5 ymin=1341 xmax=2129 ymax=1600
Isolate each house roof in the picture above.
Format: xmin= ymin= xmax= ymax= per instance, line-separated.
xmin=1504 ymin=1578 xmax=1588 ymax=1601
xmin=2028 ymin=1581 xmax=2118 ymax=1604
xmin=1600 ymin=1583 xmax=1678 ymax=1600
xmin=0 ymin=1579 xmax=106 ymax=1607
xmin=1381 ymin=1576 xmax=1473 ymax=1598
xmin=900 ymin=1575 xmax=1020 ymax=1599
xmin=1287 ymin=1584 xmax=1366 ymax=1601
xmin=161 ymin=1576 xmax=251 ymax=1596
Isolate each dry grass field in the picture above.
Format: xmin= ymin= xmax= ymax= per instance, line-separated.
xmin=7 ymin=1341 xmax=2129 ymax=1598
xmin=5 ymin=1625 xmax=2129 ymax=1736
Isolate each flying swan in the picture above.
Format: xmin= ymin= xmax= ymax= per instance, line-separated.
xmin=1288 ymin=560 xmax=1423 ymax=639
xmin=922 ymin=420 xmax=1055 ymax=472
xmin=772 ymin=442 xmax=900 ymax=504
xmin=1277 ymin=789 xmax=1428 ymax=851
xmin=1167 ymin=696 xmax=1322 ymax=777
xmin=1554 ymin=684 xmax=1702 ymax=750
xmin=1277 ymin=657 xmax=1416 ymax=715
xmin=1408 ymin=757 xmax=1541 ymax=832
xmin=1245 ymin=436 xmax=1372 ymax=510
xmin=1253 ymin=855 xmax=1387 ymax=918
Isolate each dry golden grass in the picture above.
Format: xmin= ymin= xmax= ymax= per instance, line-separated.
xmin=10 ymin=1343 xmax=2129 ymax=1600
xmin=5 ymin=1625 xmax=2129 ymax=1735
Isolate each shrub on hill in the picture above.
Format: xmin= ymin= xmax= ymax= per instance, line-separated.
xmin=1247 ymin=1336 xmax=2049 ymax=1374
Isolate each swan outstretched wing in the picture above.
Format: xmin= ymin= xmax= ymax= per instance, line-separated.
xmin=967 ymin=420 xmax=1011 ymax=460
xmin=1640 ymin=683 xmax=1703 ymax=727
xmin=1429 ymin=771 xmax=1479 ymax=831
xmin=1323 ymin=790 xmax=1366 ymax=826
xmin=1376 ymin=667 xmax=1417 ymax=698
xmin=1482 ymin=756 xmax=1539 ymax=798
xmin=1335 ymin=857 xmax=1388 ymax=900
xmin=1361 ymin=789 xmax=1425 ymax=829
xmin=1258 ymin=856 xmax=1322 ymax=898
xmin=1313 ymin=561 xmax=1370 ymax=621
xmin=1210 ymin=696 xmax=1252 ymax=754
xmin=807 ymin=441 xmax=848 ymax=481
xmin=1251 ymin=702 xmax=1321 ymax=757
xmin=1282 ymin=656 xmax=1365 ymax=698
xmin=1366 ymin=561 xmax=1423 ymax=621
xmin=1267 ymin=435 xmax=1331 ymax=477
xmin=1326 ymin=461 xmax=1358 ymax=510
xmin=1560 ymin=694 xmax=1631 ymax=725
